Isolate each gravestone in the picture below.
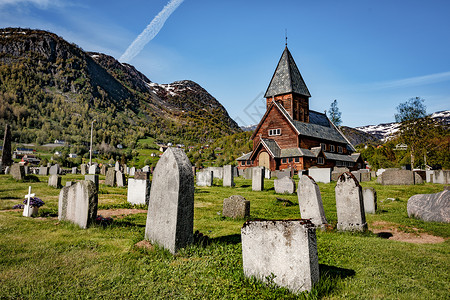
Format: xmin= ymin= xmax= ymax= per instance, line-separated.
xmin=1 ymin=124 xmax=12 ymax=166
xmin=335 ymin=172 xmax=367 ymax=231
xmin=49 ymin=164 xmax=59 ymax=175
xmin=297 ymin=175 xmax=328 ymax=228
xmin=274 ymin=169 xmax=290 ymax=179
xmin=233 ymin=167 xmax=238 ymax=178
xmin=223 ymin=165 xmax=235 ymax=187
xmin=414 ymin=173 xmax=423 ymax=184
xmin=252 ymin=167 xmax=264 ymax=191
xmin=308 ymin=168 xmax=331 ymax=183
xmin=407 ymin=190 xmax=449 ymax=223
xmin=48 ymin=175 xmax=61 ymax=188
xmin=205 ymin=167 xmax=223 ymax=179
xmin=10 ymin=164 xmax=25 ymax=180
xmin=71 ymin=167 xmax=77 ymax=174
xmin=426 ymin=170 xmax=434 ymax=183
xmin=100 ymin=165 xmax=107 ymax=176
xmin=134 ymin=171 xmax=149 ymax=180
xmin=105 ymin=168 xmax=116 ymax=186
xmin=58 ymin=181 xmax=98 ymax=229
xmin=80 ymin=164 xmax=88 ymax=175
xmin=362 ymin=187 xmax=377 ymax=214
xmin=360 ymin=172 xmax=371 ymax=182
xmin=376 ymin=168 xmax=386 ymax=177
xmin=222 ymin=195 xmax=250 ymax=219
xmin=39 ymin=166 xmax=48 ymax=176
xmin=196 ymin=170 xmax=213 ymax=187
xmin=243 ymin=167 xmax=253 ymax=180
xmin=379 ymin=169 xmax=415 ymax=185
xmin=129 ymin=167 xmax=136 ymax=177
xmin=66 ymin=181 xmax=75 ymax=187
xmin=145 ymin=148 xmax=194 ymax=254
xmin=88 ymin=164 xmax=98 ymax=175
xmin=127 ymin=178 xmax=151 ymax=205
xmin=274 ymin=176 xmax=295 ymax=194
xmin=116 ymin=171 xmax=126 ymax=187
xmin=115 ymin=161 xmax=120 ymax=171
xmin=123 ymin=164 xmax=128 ymax=175
xmin=351 ymin=171 xmax=362 ymax=182
xmin=142 ymin=165 xmax=150 ymax=172
xmin=265 ymin=169 xmax=271 ymax=179
xmin=85 ymin=174 xmax=99 ymax=191
xmin=23 ymin=166 xmax=29 ymax=175
xmin=4 ymin=166 xmax=10 ymax=174
xmin=433 ymin=170 xmax=450 ymax=184
xmin=241 ymin=220 xmax=319 ymax=293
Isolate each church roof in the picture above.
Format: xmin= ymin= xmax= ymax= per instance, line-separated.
xmin=264 ymin=47 xmax=311 ymax=98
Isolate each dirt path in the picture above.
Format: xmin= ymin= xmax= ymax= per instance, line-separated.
xmin=370 ymin=221 xmax=446 ymax=244
xmin=97 ymin=208 xmax=147 ymax=219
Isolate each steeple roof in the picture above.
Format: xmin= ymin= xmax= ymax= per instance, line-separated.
xmin=264 ymin=47 xmax=311 ymax=98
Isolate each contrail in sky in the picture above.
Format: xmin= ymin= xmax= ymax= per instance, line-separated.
xmin=119 ymin=0 xmax=184 ymax=63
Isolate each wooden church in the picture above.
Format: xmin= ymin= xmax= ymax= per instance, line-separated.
xmin=237 ymin=46 xmax=364 ymax=172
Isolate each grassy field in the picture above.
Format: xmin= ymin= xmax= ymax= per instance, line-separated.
xmin=0 ymin=174 xmax=448 ymax=299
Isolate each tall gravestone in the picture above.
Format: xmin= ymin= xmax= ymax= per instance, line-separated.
xmin=115 ymin=161 xmax=120 ymax=171
xmin=297 ymin=175 xmax=328 ymax=228
xmin=100 ymin=165 xmax=107 ymax=176
xmin=362 ymin=187 xmax=377 ymax=214
xmin=10 ymin=164 xmax=25 ymax=180
xmin=48 ymin=175 xmax=61 ymax=188
xmin=145 ymin=148 xmax=194 ymax=254
xmin=241 ymin=220 xmax=319 ymax=293
xmin=223 ymin=165 xmax=235 ymax=187
xmin=335 ymin=172 xmax=367 ymax=231
xmin=58 ymin=181 xmax=98 ymax=229
xmin=1 ymin=124 xmax=12 ymax=166
xmin=49 ymin=164 xmax=59 ymax=175
xmin=243 ymin=167 xmax=253 ymax=179
xmin=252 ymin=167 xmax=264 ymax=191
xmin=127 ymin=178 xmax=151 ymax=205
xmin=105 ymin=168 xmax=116 ymax=186
xmin=80 ymin=164 xmax=88 ymax=175
xmin=116 ymin=171 xmax=126 ymax=187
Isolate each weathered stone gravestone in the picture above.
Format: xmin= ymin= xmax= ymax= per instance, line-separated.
xmin=426 ymin=170 xmax=434 ymax=183
xmin=116 ymin=171 xmax=126 ymax=187
xmin=145 ymin=147 xmax=194 ymax=254
xmin=123 ymin=164 xmax=128 ymax=174
xmin=66 ymin=181 xmax=75 ymax=187
xmin=1 ymin=124 xmax=12 ymax=166
xmin=39 ymin=166 xmax=49 ymax=176
xmin=265 ymin=169 xmax=271 ymax=179
xmin=205 ymin=167 xmax=223 ymax=179
xmin=297 ymin=175 xmax=328 ymax=228
xmin=105 ymin=168 xmax=116 ymax=186
xmin=10 ymin=164 xmax=25 ymax=180
xmin=80 ymin=164 xmax=88 ymax=175
xmin=407 ymin=190 xmax=449 ymax=223
xmin=115 ymin=161 xmax=120 ymax=171
xmin=24 ymin=166 xmax=29 ymax=175
xmin=88 ymin=164 xmax=98 ymax=175
xmin=142 ymin=165 xmax=150 ymax=172
xmin=379 ymin=169 xmax=417 ymax=185
xmin=223 ymin=165 xmax=235 ymax=187
xmin=48 ymin=175 xmax=61 ymax=188
xmin=71 ymin=167 xmax=77 ymax=174
xmin=274 ymin=176 xmax=295 ymax=194
xmin=196 ymin=170 xmax=213 ymax=187
xmin=360 ymin=172 xmax=371 ymax=182
xmin=274 ymin=169 xmax=290 ymax=179
xmin=252 ymin=167 xmax=264 ymax=191
xmin=58 ymin=181 xmax=98 ymax=229
xmin=362 ymin=187 xmax=377 ymax=214
xmin=85 ymin=174 xmax=99 ymax=191
xmin=308 ymin=167 xmax=331 ymax=184
xmin=243 ymin=167 xmax=253 ymax=180
xmin=241 ymin=220 xmax=319 ymax=293
xmin=414 ymin=173 xmax=423 ymax=184
xmin=129 ymin=167 xmax=136 ymax=177
xmin=433 ymin=170 xmax=450 ymax=184
xmin=127 ymin=178 xmax=151 ymax=205
xmin=100 ymin=165 xmax=107 ymax=176
xmin=49 ymin=164 xmax=60 ymax=175
xmin=335 ymin=172 xmax=367 ymax=231
xmin=134 ymin=171 xmax=149 ymax=180
xmin=222 ymin=195 xmax=249 ymax=218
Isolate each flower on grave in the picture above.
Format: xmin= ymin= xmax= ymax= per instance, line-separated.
xmin=95 ymin=215 xmax=113 ymax=226
xmin=13 ymin=204 xmax=24 ymax=209
xmin=22 ymin=197 xmax=45 ymax=208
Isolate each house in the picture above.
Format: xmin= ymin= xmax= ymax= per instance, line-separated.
xmin=68 ymin=153 xmax=77 ymax=158
xmin=237 ymin=46 xmax=364 ymax=172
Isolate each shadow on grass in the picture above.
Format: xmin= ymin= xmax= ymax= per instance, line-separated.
xmin=210 ymin=234 xmax=241 ymax=245
xmin=376 ymin=232 xmax=394 ymax=239
xmin=240 ymin=185 xmax=250 ymax=188
xmin=0 ymin=196 xmax=21 ymax=200
xmin=319 ymin=264 xmax=355 ymax=279
xmin=307 ymin=264 xmax=355 ymax=299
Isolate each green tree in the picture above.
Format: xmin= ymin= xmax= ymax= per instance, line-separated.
xmin=327 ymin=99 xmax=342 ymax=127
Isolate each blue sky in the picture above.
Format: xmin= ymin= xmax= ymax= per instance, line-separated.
xmin=1 ymin=0 xmax=449 ymax=127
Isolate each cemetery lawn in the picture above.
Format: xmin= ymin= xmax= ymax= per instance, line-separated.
xmin=0 ymin=174 xmax=449 ymax=299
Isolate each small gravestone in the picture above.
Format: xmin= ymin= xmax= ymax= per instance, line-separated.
xmin=274 ymin=169 xmax=290 ymax=179
xmin=241 ymin=220 xmax=319 ymax=293
xmin=123 ymin=164 xmax=128 ymax=174
xmin=24 ymin=166 xmax=29 ymax=175
xmin=88 ymin=164 xmax=98 ymax=175
xmin=85 ymin=174 xmax=99 ymax=191
xmin=58 ymin=181 xmax=98 ymax=229
xmin=351 ymin=171 xmax=361 ymax=182
xmin=129 ymin=167 xmax=136 ymax=176
xmin=223 ymin=165 xmax=235 ymax=187
xmin=205 ymin=167 xmax=223 ymax=179
xmin=48 ymin=175 xmax=61 ymax=188
xmin=115 ymin=161 xmax=120 ymax=171
xmin=362 ymin=187 xmax=377 ymax=214
xmin=233 ymin=167 xmax=238 ymax=178
xmin=116 ymin=171 xmax=126 ymax=187
xmin=223 ymin=195 xmax=249 ymax=218
xmin=105 ymin=168 xmax=116 ymax=186
xmin=71 ymin=167 xmax=77 ymax=174
xmin=80 ymin=164 xmax=88 ymax=175
xmin=297 ymin=175 xmax=328 ymax=228
xmin=39 ymin=166 xmax=49 ymax=176
xmin=407 ymin=190 xmax=449 ymax=223
xmin=100 ymin=165 xmax=107 ymax=175
xmin=335 ymin=172 xmax=367 ymax=231
xmin=308 ymin=168 xmax=331 ymax=183
xmin=1 ymin=124 xmax=12 ymax=166
xmin=145 ymin=148 xmax=194 ymax=254
xmin=127 ymin=178 xmax=151 ymax=205
xmin=66 ymin=181 xmax=75 ymax=187
xmin=379 ymin=169 xmax=415 ymax=185
xmin=360 ymin=172 xmax=371 ymax=182
xmin=265 ymin=169 xmax=271 ymax=179
xmin=196 ymin=170 xmax=213 ymax=187
xmin=10 ymin=164 xmax=25 ymax=180
xmin=252 ymin=167 xmax=264 ymax=191
xmin=142 ymin=165 xmax=150 ymax=172
xmin=134 ymin=171 xmax=149 ymax=180
xmin=414 ymin=173 xmax=423 ymax=184
xmin=49 ymin=164 xmax=59 ymax=175
xmin=243 ymin=168 xmax=252 ymax=179
xmin=274 ymin=176 xmax=295 ymax=194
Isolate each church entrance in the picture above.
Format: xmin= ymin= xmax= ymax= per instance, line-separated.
xmin=258 ymin=152 xmax=270 ymax=169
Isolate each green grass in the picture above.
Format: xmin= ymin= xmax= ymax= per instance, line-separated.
xmin=0 ymin=175 xmax=448 ymax=299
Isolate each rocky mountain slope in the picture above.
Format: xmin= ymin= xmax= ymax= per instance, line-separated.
xmin=0 ymin=28 xmax=240 ymax=146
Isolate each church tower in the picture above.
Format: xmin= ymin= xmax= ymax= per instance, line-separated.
xmin=264 ymin=47 xmax=311 ymax=122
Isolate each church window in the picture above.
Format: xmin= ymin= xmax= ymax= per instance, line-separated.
xmin=294 ymin=157 xmax=300 ymax=163
xmin=338 ymin=146 xmax=343 ymax=153
xmin=321 ymin=143 xmax=326 ymax=151
xmin=318 ymin=157 xmax=324 ymax=164
xmin=288 ymin=158 xmax=293 ymax=163
xmin=268 ymin=129 xmax=281 ymax=136
xmin=282 ymin=158 xmax=287 ymax=164
xmin=330 ymin=145 xmax=335 ymax=152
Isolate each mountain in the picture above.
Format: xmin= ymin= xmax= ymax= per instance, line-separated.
xmin=339 ymin=126 xmax=380 ymax=146
xmin=356 ymin=110 xmax=450 ymax=141
xmin=0 ymin=28 xmax=240 ymax=147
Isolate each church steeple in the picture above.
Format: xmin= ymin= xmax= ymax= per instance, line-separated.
xmin=264 ymin=47 xmax=311 ymax=122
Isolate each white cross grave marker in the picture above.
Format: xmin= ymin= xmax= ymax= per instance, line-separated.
xmin=23 ymin=186 xmax=35 ymax=217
